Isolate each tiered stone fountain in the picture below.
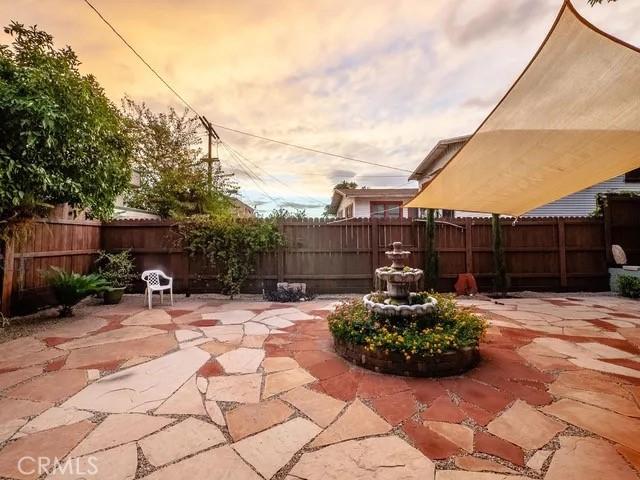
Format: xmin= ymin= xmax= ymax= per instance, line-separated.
xmin=334 ymin=241 xmax=480 ymax=377
xmin=363 ymin=242 xmax=437 ymax=317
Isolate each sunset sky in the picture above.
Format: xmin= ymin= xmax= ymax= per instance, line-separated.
xmin=2 ymin=0 xmax=639 ymax=215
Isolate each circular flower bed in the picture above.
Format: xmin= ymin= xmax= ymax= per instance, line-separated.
xmin=328 ymin=293 xmax=487 ymax=377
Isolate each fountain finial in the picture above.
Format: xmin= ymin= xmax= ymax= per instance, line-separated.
xmin=386 ymin=242 xmax=411 ymax=270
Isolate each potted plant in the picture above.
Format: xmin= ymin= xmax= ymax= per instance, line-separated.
xmin=44 ymin=267 xmax=110 ymax=317
xmin=95 ymin=250 xmax=136 ymax=304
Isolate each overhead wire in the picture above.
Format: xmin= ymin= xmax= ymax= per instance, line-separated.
xmin=83 ymin=0 xmax=414 ymax=175
xmin=221 ymin=141 xmax=327 ymax=207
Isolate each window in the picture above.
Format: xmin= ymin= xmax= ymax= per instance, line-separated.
xmin=370 ymin=201 xmax=402 ymax=218
xmin=625 ymin=167 xmax=640 ymax=183
xmin=345 ymin=204 xmax=354 ymax=218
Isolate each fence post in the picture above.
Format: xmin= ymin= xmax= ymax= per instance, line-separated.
xmin=1 ymin=236 xmax=15 ymax=317
xmin=370 ymin=218 xmax=379 ymax=289
xmin=465 ymin=217 xmax=473 ymax=273
xmin=277 ymin=222 xmax=285 ymax=283
xmin=603 ymin=196 xmax=613 ymax=266
xmin=557 ymin=218 xmax=568 ymax=288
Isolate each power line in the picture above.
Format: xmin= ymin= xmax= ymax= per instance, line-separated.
xmin=209 ymin=123 xmax=413 ymax=173
xmin=218 ymin=142 xmax=288 ymax=207
xmin=82 ymin=0 xmax=200 ymax=116
xmin=221 ymin=141 xmax=326 ymax=207
xmin=83 ymin=0 xmax=414 ymax=175
xmin=220 ymin=143 xmax=326 ymax=210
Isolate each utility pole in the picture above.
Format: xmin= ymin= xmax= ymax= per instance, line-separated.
xmin=199 ymin=116 xmax=220 ymax=192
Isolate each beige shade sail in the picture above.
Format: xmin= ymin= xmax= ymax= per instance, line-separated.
xmin=406 ymin=0 xmax=640 ymax=216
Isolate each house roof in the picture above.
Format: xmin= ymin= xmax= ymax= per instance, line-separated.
xmin=409 ymin=135 xmax=471 ymax=181
xmin=230 ymin=197 xmax=255 ymax=215
xmin=328 ymin=188 xmax=418 ymax=213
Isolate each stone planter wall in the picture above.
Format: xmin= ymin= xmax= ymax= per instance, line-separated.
xmin=334 ymin=338 xmax=480 ymax=377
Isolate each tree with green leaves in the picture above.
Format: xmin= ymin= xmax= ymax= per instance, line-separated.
xmin=122 ymin=98 xmax=237 ymax=218
xmin=0 ymin=22 xmax=132 ymax=230
xmin=268 ymin=208 xmax=308 ymax=221
xmin=334 ymin=180 xmax=358 ymax=190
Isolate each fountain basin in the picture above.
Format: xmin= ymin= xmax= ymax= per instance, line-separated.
xmin=363 ymin=293 xmax=437 ymax=317
xmin=375 ymin=267 xmax=423 ymax=284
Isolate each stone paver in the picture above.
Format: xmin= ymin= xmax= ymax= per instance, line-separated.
xmin=436 ymin=472 xmax=533 ymax=480
xmin=0 ymin=397 xmax=52 ymax=424
xmin=6 ymin=369 xmax=88 ymax=403
xmin=487 ymin=400 xmax=565 ymax=450
xmin=244 ymin=321 xmax=270 ymax=335
xmin=310 ymin=399 xmax=391 ymax=448
xmin=2 ymin=296 xmax=640 ymax=479
xmin=226 ymin=399 xmax=293 ymax=441
xmin=569 ymin=356 xmax=640 ymax=379
xmin=63 ymin=347 xmax=209 ymax=413
xmin=0 ymin=419 xmax=26 ymax=443
xmin=454 ymin=456 xmax=518 ymax=474
xmin=280 ymin=386 xmax=345 ymax=427
xmin=174 ymin=329 xmax=203 ymax=343
xmin=425 ymin=421 xmax=474 ymax=452
xmin=200 ymin=324 xmax=244 ymax=343
xmin=203 ymin=310 xmax=255 ymax=324
xmin=291 ymin=436 xmax=435 ymax=480
xmin=141 ymin=446 xmax=260 ymax=480
xmin=241 ymin=334 xmax=268 ymax=348
xmin=474 ymin=432 xmax=524 ymax=466
xmin=122 ymin=309 xmax=172 ymax=325
xmin=46 ymin=442 xmax=138 ymax=480
xmin=217 ymin=347 xmax=265 ymax=374
xmin=0 ymin=421 xmax=95 ymax=480
xmin=70 ymin=413 xmax=172 ymax=457
xmin=232 ymin=417 xmax=321 ymax=478
xmin=543 ymin=398 xmax=640 ymax=452
xmin=36 ymin=316 xmax=109 ymax=341
xmin=139 ymin=417 xmax=225 ymax=467
xmin=545 ymin=436 xmax=637 ymax=480
xmin=0 ymin=345 xmax=65 ymax=371
xmin=526 ymin=449 xmax=552 ymax=472
xmin=155 ymin=375 xmax=206 ymax=416
xmin=263 ymin=367 xmax=316 ymax=398
xmin=0 ymin=366 xmax=43 ymax=391
xmin=262 ymin=356 xmax=300 ymax=373
xmin=198 ymin=340 xmax=236 ymax=356
xmin=57 ymin=326 xmax=164 ymax=350
xmin=17 ymin=406 xmax=94 ymax=437
xmin=206 ymin=373 xmax=262 ymax=403
xmin=373 ymin=390 xmax=418 ymax=425
xmin=205 ymin=400 xmax=225 ymax=426
xmin=548 ymin=379 xmax=640 ymax=417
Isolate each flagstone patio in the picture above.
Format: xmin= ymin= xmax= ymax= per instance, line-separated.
xmin=0 ymin=295 xmax=639 ymax=479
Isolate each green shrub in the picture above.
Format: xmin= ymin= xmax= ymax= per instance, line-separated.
xmin=618 ymin=275 xmax=640 ymax=299
xmin=44 ymin=267 xmax=109 ymax=317
xmin=95 ymin=250 xmax=136 ymax=289
xmin=179 ymin=216 xmax=284 ymax=298
xmin=328 ymin=293 xmax=487 ymax=358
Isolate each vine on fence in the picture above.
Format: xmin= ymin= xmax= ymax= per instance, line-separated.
xmin=178 ymin=216 xmax=284 ymax=298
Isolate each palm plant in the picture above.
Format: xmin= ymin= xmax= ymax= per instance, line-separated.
xmin=44 ymin=267 xmax=109 ymax=317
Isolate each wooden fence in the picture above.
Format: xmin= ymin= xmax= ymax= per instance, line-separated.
xmin=1 ymin=218 xmax=101 ymax=315
xmin=4 ymin=201 xmax=637 ymax=316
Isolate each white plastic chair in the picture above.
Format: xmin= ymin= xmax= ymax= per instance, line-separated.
xmin=141 ymin=270 xmax=174 ymax=309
